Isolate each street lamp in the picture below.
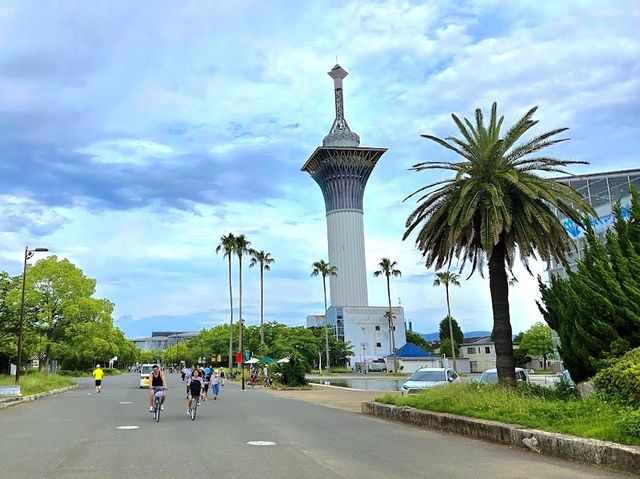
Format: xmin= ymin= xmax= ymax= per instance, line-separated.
xmin=15 ymin=246 xmax=49 ymax=384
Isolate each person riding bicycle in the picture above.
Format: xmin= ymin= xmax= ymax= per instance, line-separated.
xmin=186 ymin=368 xmax=202 ymax=414
xmin=148 ymin=364 xmax=168 ymax=412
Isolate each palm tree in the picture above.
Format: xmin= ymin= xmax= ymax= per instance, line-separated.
xmin=404 ymin=102 xmax=593 ymax=387
xmin=311 ymin=260 xmax=338 ymax=370
xmin=234 ymin=234 xmax=251 ymax=389
xmin=433 ymin=271 xmax=461 ymax=370
xmin=216 ymin=233 xmax=236 ymax=369
xmin=249 ymin=249 xmax=275 ymax=346
xmin=373 ymin=258 xmax=402 ymax=373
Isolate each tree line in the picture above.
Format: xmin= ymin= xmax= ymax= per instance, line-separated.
xmin=0 ymin=257 xmax=138 ymax=373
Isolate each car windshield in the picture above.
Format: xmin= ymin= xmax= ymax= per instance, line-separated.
xmin=410 ymin=370 xmax=446 ymax=381
xmin=141 ymin=365 xmax=153 ymax=374
xmin=481 ymin=371 xmax=498 ymax=383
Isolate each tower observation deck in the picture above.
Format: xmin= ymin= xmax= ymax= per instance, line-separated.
xmin=301 ymin=65 xmax=387 ymax=307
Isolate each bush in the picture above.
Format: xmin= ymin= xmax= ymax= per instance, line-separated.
xmin=594 ymin=347 xmax=640 ymax=408
xmin=617 ymin=410 xmax=640 ymax=438
xmin=273 ymin=353 xmax=307 ymax=387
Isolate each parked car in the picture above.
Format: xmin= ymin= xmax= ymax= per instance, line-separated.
xmin=400 ymin=367 xmax=460 ymax=395
xmin=479 ymin=367 xmax=529 ymax=384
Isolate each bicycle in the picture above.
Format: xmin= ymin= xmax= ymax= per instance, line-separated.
xmin=188 ymin=394 xmax=200 ymax=420
xmin=152 ymin=387 xmax=166 ymax=422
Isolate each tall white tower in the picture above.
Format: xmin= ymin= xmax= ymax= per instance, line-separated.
xmin=301 ymin=65 xmax=387 ymax=307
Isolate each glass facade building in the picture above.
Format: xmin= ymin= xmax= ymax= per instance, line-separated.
xmin=549 ymin=168 xmax=640 ymax=277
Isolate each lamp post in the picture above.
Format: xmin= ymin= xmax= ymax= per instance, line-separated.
xmin=15 ymin=246 xmax=48 ymax=384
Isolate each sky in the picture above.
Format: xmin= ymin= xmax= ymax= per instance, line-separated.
xmin=1 ymin=0 xmax=638 ymax=339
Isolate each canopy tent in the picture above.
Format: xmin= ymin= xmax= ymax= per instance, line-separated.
xmin=259 ymin=357 xmax=275 ymax=364
xmin=276 ymin=357 xmax=290 ymax=364
xmin=245 ymin=357 xmax=260 ymax=364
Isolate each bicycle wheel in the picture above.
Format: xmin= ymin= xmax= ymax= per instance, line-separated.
xmin=155 ymin=398 xmax=161 ymax=422
xmin=190 ymin=402 xmax=197 ymax=420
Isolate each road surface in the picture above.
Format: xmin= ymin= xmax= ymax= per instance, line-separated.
xmin=0 ymin=372 xmax=631 ymax=478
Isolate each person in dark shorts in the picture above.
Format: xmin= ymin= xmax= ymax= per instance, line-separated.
xmin=92 ymin=364 xmax=104 ymax=393
xmin=186 ymin=369 xmax=202 ymax=414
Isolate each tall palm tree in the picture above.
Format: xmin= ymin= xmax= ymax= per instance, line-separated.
xmin=215 ymin=233 xmax=236 ymax=369
xmin=234 ymin=234 xmax=251 ymax=389
xmin=311 ymin=260 xmax=338 ymax=370
xmin=249 ymin=249 xmax=275 ymax=346
xmin=433 ymin=271 xmax=461 ymax=370
xmin=404 ymin=102 xmax=593 ymax=387
xmin=373 ymin=258 xmax=402 ymax=373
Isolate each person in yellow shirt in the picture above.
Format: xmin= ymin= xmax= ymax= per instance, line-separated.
xmin=93 ymin=364 xmax=104 ymax=393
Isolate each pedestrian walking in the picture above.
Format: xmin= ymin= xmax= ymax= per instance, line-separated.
xmin=211 ymin=370 xmax=220 ymax=400
xmin=93 ymin=364 xmax=104 ymax=393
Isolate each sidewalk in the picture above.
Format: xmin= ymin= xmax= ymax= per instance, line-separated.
xmin=263 ymin=384 xmax=393 ymax=413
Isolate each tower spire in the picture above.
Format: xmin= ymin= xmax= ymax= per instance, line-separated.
xmin=323 ymin=64 xmax=360 ymax=147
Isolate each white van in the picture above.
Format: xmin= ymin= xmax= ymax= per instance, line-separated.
xmin=139 ymin=364 xmax=155 ymax=388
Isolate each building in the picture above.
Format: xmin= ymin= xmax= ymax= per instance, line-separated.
xmin=131 ymin=331 xmax=198 ymax=351
xmin=549 ymin=168 xmax=640 ymax=277
xmin=302 ymin=65 xmax=406 ymax=367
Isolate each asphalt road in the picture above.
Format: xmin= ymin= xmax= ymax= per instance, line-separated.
xmin=0 ymin=373 xmax=631 ymax=479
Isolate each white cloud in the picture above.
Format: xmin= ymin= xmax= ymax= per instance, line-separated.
xmin=0 ymin=0 xmax=637 ymax=338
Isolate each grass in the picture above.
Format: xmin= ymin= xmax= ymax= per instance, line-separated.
xmin=376 ymin=382 xmax=640 ymax=446
xmin=0 ymin=371 xmax=75 ymax=396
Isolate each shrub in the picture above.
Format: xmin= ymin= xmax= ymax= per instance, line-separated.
xmin=273 ymin=352 xmax=307 ymax=387
xmin=594 ymin=347 xmax=640 ymax=408
xmin=617 ymin=410 xmax=640 ymax=438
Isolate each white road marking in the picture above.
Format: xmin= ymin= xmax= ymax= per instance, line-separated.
xmin=117 ymin=426 xmax=139 ymax=430
xmin=247 ymin=441 xmax=276 ymax=446
xmin=119 ymin=401 xmax=133 ymax=404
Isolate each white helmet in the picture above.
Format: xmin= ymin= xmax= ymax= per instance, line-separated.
xmin=96 ymin=364 xmax=100 ymax=368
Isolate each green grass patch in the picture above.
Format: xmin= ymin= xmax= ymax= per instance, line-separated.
xmin=376 ymin=382 xmax=640 ymax=446
xmin=0 ymin=372 xmax=75 ymax=396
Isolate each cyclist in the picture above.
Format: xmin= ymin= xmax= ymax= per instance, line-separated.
xmin=186 ymin=368 xmax=202 ymax=414
xmin=148 ymin=364 xmax=168 ymax=412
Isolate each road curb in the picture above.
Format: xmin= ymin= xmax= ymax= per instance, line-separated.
xmin=361 ymin=401 xmax=640 ymax=476
xmin=0 ymin=384 xmax=78 ymax=410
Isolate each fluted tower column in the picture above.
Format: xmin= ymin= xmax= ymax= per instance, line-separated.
xmin=302 ymin=65 xmax=387 ymax=307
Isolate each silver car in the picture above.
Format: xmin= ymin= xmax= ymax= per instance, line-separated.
xmin=401 ymin=367 xmax=461 ymax=395
xmin=479 ymin=367 xmax=529 ymax=384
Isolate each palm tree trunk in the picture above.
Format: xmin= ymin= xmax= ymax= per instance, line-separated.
xmin=446 ymin=284 xmax=457 ymax=370
xmin=489 ymin=238 xmax=516 ymax=388
xmin=386 ymin=275 xmax=396 ymax=373
xmin=323 ymin=274 xmax=330 ymax=370
xmin=227 ymin=256 xmax=234 ymax=370
xmin=239 ymin=254 xmax=244 ymax=390
xmin=260 ymin=265 xmax=264 ymax=345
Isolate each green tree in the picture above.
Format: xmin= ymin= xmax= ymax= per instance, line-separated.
xmin=519 ymin=322 xmax=553 ymax=369
xmin=23 ymin=257 xmax=111 ymax=369
xmin=406 ymin=331 xmax=434 ymax=353
xmin=311 ymin=260 xmax=337 ymax=370
xmin=438 ymin=316 xmax=463 ymax=359
xmin=373 ymin=258 xmax=402 ymax=373
xmin=433 ymin=271 xmax=461 ymax=370
xmin=0 ymin=272 xmax=19 ymax=370
xmin=538 ymin=191 xmax=640 ymax=382
xmin=404 ymin=103 xmax=593 ymax=387
xmin=216 ymin=233 xmax=236 ymax=369
xmin=249 ymin=249 xmax=275 ymax=346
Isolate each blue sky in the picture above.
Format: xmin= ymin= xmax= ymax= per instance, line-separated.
xmin=1 ymin=0 xmax=638 ymax=339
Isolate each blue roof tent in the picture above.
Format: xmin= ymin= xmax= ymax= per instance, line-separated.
xmin=388 ymin=342 xmax=437 ymax=359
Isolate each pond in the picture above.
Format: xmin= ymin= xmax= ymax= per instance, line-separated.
xmin=308 ymin=377 xmax=407 ymax=391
